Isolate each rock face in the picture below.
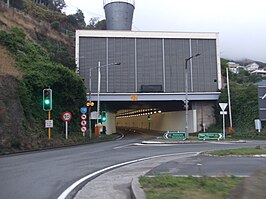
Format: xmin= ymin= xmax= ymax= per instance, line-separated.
xmin=0 ymin=74 xmax=26 ymax=152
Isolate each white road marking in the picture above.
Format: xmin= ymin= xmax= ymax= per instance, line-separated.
xmin=57 ymin=151 xmax=200 ymax=199
xmin=113 ymin=143 xmax=144 ymax=149
xmin=208 ymin=141 xmax=232 ymax=144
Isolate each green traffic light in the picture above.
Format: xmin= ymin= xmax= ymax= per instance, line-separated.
xmin=102 ymin=116 xmax=106 ymax=122
xmin=44 ymin=99 xmax=50 ymax=105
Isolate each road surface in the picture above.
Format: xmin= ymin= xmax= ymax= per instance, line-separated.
xmin=0 ymin=131 xmax=265 ymax=199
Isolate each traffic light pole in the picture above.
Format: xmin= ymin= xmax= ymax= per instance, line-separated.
xmin=48 ymin=110 xmax=51 ymax=140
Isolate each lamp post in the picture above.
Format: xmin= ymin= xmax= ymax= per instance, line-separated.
xmin=88 ymin=61 xmax=121 ymax=137
xmin=185 ymin=53 xmax=200 ymax=138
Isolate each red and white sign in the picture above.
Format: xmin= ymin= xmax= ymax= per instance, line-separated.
xmin=81 ymin=114 xmax=87 ymax=120
xmin=81 ymin=126 xmax=87 ymax=133
xmin=81 ymin=120 xmax=87 ymax=126
xmin=62 ymin=112 xmax=72 ymax=122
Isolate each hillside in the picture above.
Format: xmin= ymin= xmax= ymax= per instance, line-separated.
xmin=0 ymin=1 xmax=87 ymax=153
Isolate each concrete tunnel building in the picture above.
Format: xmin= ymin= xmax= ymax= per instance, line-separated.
xmin=75 ymin=0 xmax=222 ymax=135
xmin=76 ymin=30 xmax=222 ymax=134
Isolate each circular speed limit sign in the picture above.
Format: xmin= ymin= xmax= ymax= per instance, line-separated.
xmin=81 ymin=120 xmax=87 ymax=126
xmin=81 ymin=114 xmax=87 ymax=120
xmin=81 ymin=126 xmax=87 ymax=133
xmin=62 ymin=112 xmax=72 ymax=122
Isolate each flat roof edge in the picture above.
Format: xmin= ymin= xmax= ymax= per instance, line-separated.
xmin=87 ymin=92 xmax=221 ymax=101
xmin=76 ymin=30 xmax=219 ymax=39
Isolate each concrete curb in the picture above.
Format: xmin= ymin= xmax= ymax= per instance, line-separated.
xmin=141 ymin=139 xmax=247 ymax=145
xmin=131 ymin=177 xmax=146 ymax=199
xmin=141 ymin=140 xmax=204 ymax=144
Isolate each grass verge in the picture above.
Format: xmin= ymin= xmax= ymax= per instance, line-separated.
xmin=203 ymin=147 xmax=266 ymax=156
xmin=139 ymin=175 xmax=242 ymax=199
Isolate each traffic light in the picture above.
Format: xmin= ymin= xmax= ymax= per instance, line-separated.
xmin=101 ymin=111 xmax=107 ymax=122
xmin=86 ymin=102 xmax=95 ymax=107
xmin=43 ymin=88 xmax=52 ymax=111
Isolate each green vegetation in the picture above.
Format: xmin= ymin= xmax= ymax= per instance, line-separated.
xmin=216 ymin=82 xmax=258 ymax=130
xmin=204 ymin=147 xmax=266 ymax=156
xmin=0 ymin=27 xmax=86 ymax=135
xmin=139 ymin=175 xmax=242 ymax=199
xmin=214 ymin=59 xmax=260 ymax=133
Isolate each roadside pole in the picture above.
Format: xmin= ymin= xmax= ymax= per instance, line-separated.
xmin=222 ymin=112 xmax=226 ymax=139
xmin=48 ymin=110 xmax=51 ymax=140
xmin=219 ymin=103 xmax=228 ymax=140
xmin=226 ymin=68 xmax=233 ymax=129
xmin=65 ymin=121 xmax=68 ymax=139
xmin=62 ymin=112 xmax=72 ymax=139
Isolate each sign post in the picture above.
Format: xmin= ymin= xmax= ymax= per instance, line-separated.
xmin=219 ymin=103 xmax=228 ymax=139
xmin=62 ymin=112 xmax=72 ymax=139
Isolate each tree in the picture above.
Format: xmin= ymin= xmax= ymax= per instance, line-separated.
xmin=87 ymin=18 xmax=106 ymax=30
xmin=95 ymin=19 xmax=106 ymax=30
xmin=46 ymin=0 xmax=66 ymax=12
xmin=216 ymin=82 xmax=259 ymax=130
xmin=67 ymin=9 xmax=86 ymax=28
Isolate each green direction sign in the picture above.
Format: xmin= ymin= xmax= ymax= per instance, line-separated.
xmin=164 ymin=131 xmax=187 ymax=140
xmin=198 ymin=133 xmax=223 ymax=141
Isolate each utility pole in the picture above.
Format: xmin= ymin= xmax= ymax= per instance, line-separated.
xmin=184 ymin=53 xmax=200 ymax=138
xmin=226 ymin=68 xmax=233 ymax=129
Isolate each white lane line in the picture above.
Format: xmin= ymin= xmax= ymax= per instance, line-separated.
xmin=113 ymin=143 xmax=140 ymax=149
xmin=115 ymin=133 xmax=125 ymax=140
xmin=57 ymin=151 xmax=200 ymax=199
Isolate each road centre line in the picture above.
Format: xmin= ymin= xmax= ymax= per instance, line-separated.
xmin=57 ymin=151 xmax=200 ymax=199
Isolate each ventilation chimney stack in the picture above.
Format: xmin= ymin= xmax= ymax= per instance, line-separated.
xmin=104 ymin=0 xmax=135 ymax=30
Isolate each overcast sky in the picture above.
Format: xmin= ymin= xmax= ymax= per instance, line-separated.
xmin=63 ymin=0 xmax=266 ymax=63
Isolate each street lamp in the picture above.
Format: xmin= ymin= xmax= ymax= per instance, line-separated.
xmin=185 ymin=53 xmax=200 ymax=138
xmin=88 ymin=61 xmax=121 ymax=138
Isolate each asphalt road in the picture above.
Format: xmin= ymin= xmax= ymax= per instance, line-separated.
xmin=0 ymin=131 xmax=266 ymax=199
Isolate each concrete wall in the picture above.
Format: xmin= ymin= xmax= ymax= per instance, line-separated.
xmin=116 ymin=102 xmax=216 ymax=133
xmin=116 ymin=110 xmax=197 ymax=133
xmin=193 ymin=101 xmax=216 ymax=131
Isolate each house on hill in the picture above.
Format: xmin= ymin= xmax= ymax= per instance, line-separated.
xmin=251 ymin=70 xmax=266 ymax=77
xmin=227 ymin=61 xmax=242 ymax=74
xmin=245 ymin=62 xmax=260 ymax=72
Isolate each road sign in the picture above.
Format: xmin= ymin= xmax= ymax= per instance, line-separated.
xmin=91 ymin=111 xmax=101 ymax=120
xmin=258 ymin=86 xmax=266 ymax=121
xmin=219 ymin=103 xmax=228 ymax=111
xmin=81 ymin=120 xmax=87 ymax=126
xmin=220 ymin=111 xmax=228 ymax=115
xmin=163 ymin=131 xmax=187 ymax=140
xmin=81 ymin=114 xmax=87 ymax=120
xmin=198 ymin=133 xmax=223 ymax=141
xmin=45 ymin=120 xmax=53 ymax=128
xmin=62 ymin=112 xmax=72 ymax=122
xmin=80 ymin=107 xmax=87 ymax=114
xmin=81 ymin=126 xmax=87 ymax=133
xmin=131 ymin=95 xmax=138 ymax=101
